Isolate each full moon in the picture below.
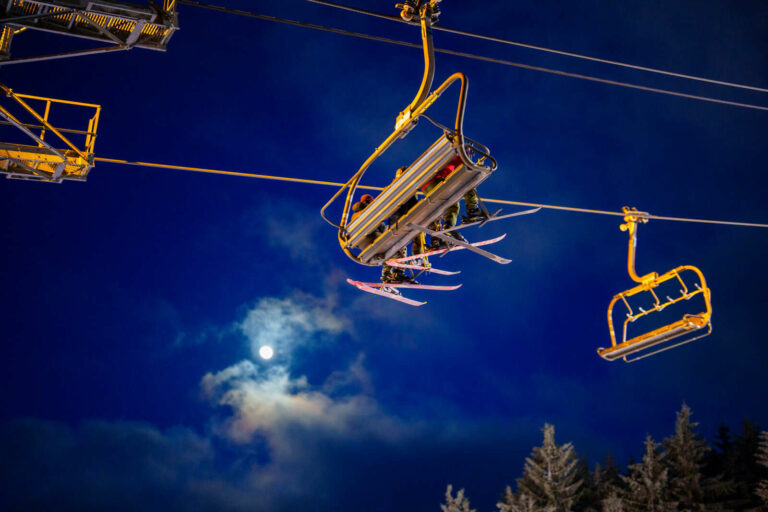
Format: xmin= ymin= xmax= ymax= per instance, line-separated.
xmin=258 ymin=345 xmax=274 ymax=360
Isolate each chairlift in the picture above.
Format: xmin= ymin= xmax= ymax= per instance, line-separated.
xmin=598 ymin=207 xmax=712 ymax=362
xmin=320 ymin=0 xmax=501 ymax=268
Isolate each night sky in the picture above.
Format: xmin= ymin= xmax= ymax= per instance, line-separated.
xmin=1 ymin=1 xmax=767 ymax=510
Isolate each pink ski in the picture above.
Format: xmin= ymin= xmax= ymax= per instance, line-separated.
xmin=346 ymin=279 xmax=426 ymax=306
xmin=384 ymin=260 xmax=460 ymax=276
xmin=390 ymin=233 xmax=507 ymax=263
xmin=353 ymin=282 xmax=462 ymax=291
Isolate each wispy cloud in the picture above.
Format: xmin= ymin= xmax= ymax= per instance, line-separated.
xmin=202 ymin=355 xmax=407 ymax=445
xmin=242 ymin=198 xmax=332 ymax=267
xmin=238 ymin=292 xmax=349 ymax=361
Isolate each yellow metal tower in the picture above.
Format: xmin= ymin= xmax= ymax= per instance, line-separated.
xmin=0 ymin=83 xmax=101 ymax=183
xmin=0 ymin=0 xmax=178 ymax=64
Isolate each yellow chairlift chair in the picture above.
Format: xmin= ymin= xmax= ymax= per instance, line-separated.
xmin=320 ymin=0 xmax=498 ymax=267
xmin=598 ymin=207 xmax=712 ymax=362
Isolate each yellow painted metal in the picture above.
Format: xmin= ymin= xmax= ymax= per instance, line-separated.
xmin=0 ymin=26 xmax=13 ymax=56
xmin=0 ymin=84 xmax=100 ymax=183
xmin=599 ymin=207 xmax=713 ymax=362
xmin=1 ymin=0 xmax=178 ymax=58
xmin=322 ymin=1 xmax=497 ymax=266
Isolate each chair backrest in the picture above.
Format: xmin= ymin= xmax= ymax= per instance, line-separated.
xmin=599 ymin=265 xmax=712 ymax=362
xmin=344 ymin=133 xmax=496 ymax=265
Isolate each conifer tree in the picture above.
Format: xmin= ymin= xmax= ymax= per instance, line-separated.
xmin=601 ymin=492 xmax=625 ymax=512
xmin=706 ymin=424 xmax=735 ymax=480
xmin=732 ymin=419 xmax=763 ymax=507
xmin=517 ymin=424 xmax=583 ymax=512
xmin=621 ymin=435 xmax=677 ymax=512
xmin=497 ymin=486 xmax=555 ymax=512
xmin=441 ymin=484 xmax=475 ymax=512
xmin=756 ymin=430 xmax=768 ymax=505
xmin=593 ymin=453 xmax=622 ymax=505
xmin=663 ymin=404 xmax=728 ymax=511
xmin=575 ymin=456 xmax=599 ymax=512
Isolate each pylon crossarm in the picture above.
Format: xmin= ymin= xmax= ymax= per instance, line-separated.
xmin=1 ymin=85 xmax=88 ymax=160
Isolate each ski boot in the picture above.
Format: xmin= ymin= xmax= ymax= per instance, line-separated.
xmin=382 ymin=264 xmax=406 ymax=283
xmin=461 ymin=205 xmax=488 ymax=224
xmin=447 ymin=230 xmax=468 ymax=244
xmin=463 ymin=204 xmax=488 ymax=224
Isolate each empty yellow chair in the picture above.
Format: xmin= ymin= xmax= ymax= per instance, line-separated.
xmin=599 ymin=207 xmax=712 ymax=362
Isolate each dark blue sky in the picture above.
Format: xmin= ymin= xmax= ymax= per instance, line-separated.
xmin=1 ymin=1 xmax=767 ymax=510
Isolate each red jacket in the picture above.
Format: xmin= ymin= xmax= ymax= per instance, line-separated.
xmin=420 ymin=156 xmax=462 ymax=192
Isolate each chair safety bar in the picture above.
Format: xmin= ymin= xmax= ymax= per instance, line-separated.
xmin=598 ymin=207 xmax=713 ymax=362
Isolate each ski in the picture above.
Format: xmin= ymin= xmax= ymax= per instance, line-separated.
xmin=353 ymin=282 xmax=462 ymax=291
xmin=346 ymin=278 xmax=426 ymax=306
xmin=447 ymin=207 xmax=542 ymax=232
xmin=385 ymin=260 xmax=460 ymax=276
xmin=411 ymin=226 xmax=512 ymax=264
xmin=390 ymin=233 xmax=507 ymax=263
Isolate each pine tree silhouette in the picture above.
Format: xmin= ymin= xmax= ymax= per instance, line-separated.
xmin=601 ymin=492 xmax=626 ymax=512
xmin=621 ymin=436 xmax=677 ymax=512
xmin=732 ymin=419 xmax=764 ymax=508
xmin=497 ymin=486 xmax=555 ymax=512
xmin=664 ymin=404 xmax=729 ymax=511
xmin=517 ymin=424 xmax=583 ymax=512
xmin=442 ymin=485 xmax=476 ymax=512
xmin=756 ymin=431 xmax=768 ymax=506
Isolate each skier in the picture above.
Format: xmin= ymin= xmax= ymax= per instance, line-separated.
xmin=351 ymin=193 xmax=375 ymax=222
xmin=350 ymin=190 xmax=418 ymax=285
xmin=421 ymin=155 xmax=487 ymax=249
xmin=381 ymin=166 xmax=425 ymax=284
xmin=350 ymin=194 xmax=381 ymax=244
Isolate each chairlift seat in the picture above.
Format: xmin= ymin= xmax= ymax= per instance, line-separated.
xmin=600 ymin=265 xmax=712 ymax=362
xmin=598 ymin=313 xmax=709 ymax=362
xmin=344 ymin=133 xmax=494 ymax=265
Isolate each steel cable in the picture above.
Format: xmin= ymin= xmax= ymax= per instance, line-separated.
xmin=303 ymin=0 xmax=768 ymax=94
xmin=178 ymin=0 xmax=768 ymax=112
xmin=95 ymin=157 xmax=768 ymax=229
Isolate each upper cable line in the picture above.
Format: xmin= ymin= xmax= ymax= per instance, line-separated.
xmin=178 ymin=0 xmax=768 ymax=113
xmin=303 ymin=0 xmax=768 ymax=94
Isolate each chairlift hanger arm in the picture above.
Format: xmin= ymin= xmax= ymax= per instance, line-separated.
xmin=320 ymin=70 xmax=470 ymax=264
xmin=319 ymin=71 xmax=469 ymax=225
xmin=320 ymin=1 xmax=470 ymax=253
xmin=400 ymin=2 xmax=435 ymax=125
xmin=620 ymin=206 xmax=656 ymax=284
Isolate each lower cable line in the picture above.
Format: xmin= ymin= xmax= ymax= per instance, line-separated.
xmin=95 ymin=157 xmax=768 ymax=229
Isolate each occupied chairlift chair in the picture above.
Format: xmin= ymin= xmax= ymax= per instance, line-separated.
xmin=0 ymin=82 xmax=101 ymax=182
xmin=598 ymin=207 xmax=712 ymax=362
xmin=320 ymin=0 xmax=498 ymax=266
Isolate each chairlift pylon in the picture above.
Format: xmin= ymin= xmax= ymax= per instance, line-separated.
xmin=598 ymin=207 xmax=713 ymax=362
